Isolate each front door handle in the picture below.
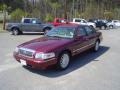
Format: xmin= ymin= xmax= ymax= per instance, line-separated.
xmin=83 ymin=37 xmax=89 ymax=41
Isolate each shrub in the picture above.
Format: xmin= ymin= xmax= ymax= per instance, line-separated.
xmin=104 ymin=11 xmax=114 ymax=20
xmin=10 ymin=8 xmax=27 ymax=22
xmin=45 ymin=13 xmax=54 ymax=22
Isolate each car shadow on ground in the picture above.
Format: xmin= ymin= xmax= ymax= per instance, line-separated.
xmin=20 ymin=32 xmax=44 ymax=35
xmin=9 ymin=32 xmax=44 ymax=36
xmin=24 ymin=46 xmax=110 ymax=78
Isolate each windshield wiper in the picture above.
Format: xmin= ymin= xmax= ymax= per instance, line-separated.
xmin=46 ymin=35 xmax=62 ymax=38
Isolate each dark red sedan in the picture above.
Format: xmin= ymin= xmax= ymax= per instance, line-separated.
xmin=14 ymin=24 xmax=102 ymax=70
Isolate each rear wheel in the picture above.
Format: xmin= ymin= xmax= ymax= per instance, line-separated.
xmin=101 ymin=26 xmax=105 ymax=30
xmin=57 ymin=52 xmax=70 ymax=70
xmin=93 ymin=41 xmax=100 ymax=52
xmin=109 ymin=25 xmax=113 ymax=29
xmin=12 ymin=28 xmax=20 ymax=35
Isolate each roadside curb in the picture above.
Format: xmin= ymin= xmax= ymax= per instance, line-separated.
xmin=0 ymin=30 xmax=8 ymax=33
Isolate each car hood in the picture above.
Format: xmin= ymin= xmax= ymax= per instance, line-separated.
xmin=42 ymin=23 xmax=54 ymax=27
xmin=18 ymin=37 xmax=72 ymax=52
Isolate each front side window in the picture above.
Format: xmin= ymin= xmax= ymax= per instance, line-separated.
xmin=81 ymin=20 xmax=87 ymax=23
xmin=77 ymin=27 xmax=86 ymax=36
xmin=46 ymin=27 xmax=75 ymax=38
xmin=75 ymin=19 xmax=81 ymax=22
xmin=32 ymin=19 xmax=41 ymax=24
xmin=84 ymin=26 xmax=94 ymax=35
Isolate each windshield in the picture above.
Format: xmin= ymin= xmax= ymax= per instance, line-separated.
xmin=46 ymin=27 xmax=75 ymax=38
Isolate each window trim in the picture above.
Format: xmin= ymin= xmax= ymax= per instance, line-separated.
xmin=75 ymin=26 xmax=87 ymax=37
xmin=84 ymin=26 xmax=96 ymax=36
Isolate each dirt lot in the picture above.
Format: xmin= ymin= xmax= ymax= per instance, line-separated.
xmin=0 ymin=29 xmax=120 ymax=90
xmin=0 ymin=23 xmax=3 ymax=32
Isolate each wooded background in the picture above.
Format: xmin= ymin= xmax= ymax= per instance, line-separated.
xmin=0 ymin=0 xmax=120 ymax=22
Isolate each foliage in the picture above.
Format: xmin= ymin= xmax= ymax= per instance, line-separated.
xmin=104 ymin=11 xmax=114 ymax=20
xmin=49 ymin=2 xmax=61 ymax=17
xmin=0 ymin=0 xmax=24 ymax=13
xmin=10 ymin=9 xmax=27 ymax=22
xmin=0 ymin=0 xmax=120 ymax=21
xmin=0 ymin=4 xmax=7 ymax=11
xmin=45 ymin=13 xmax=54 ymax=22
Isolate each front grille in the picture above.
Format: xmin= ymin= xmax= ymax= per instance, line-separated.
xmin=19 ymin=48 xmax=35 ymax=58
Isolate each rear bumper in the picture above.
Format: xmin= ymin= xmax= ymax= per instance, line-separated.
xmin=14 ymin=53 xmax=57 ymax=70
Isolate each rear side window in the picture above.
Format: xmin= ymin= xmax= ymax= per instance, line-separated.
xmin=77 ymin=27 xmax=86 ymax=36
xmin=24 ymin=19 xmax=31 ymax=23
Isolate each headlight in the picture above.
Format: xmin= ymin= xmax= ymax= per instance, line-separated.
xmin=14 ymin=47 xmax=19 ymax=52
xmin=35 ymin=52 xmax=55 ymax=60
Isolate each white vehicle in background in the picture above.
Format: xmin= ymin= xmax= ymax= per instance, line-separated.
xmin=107 ymin=20 xmax=120 ymax=29
xmin=71 ymin=18 xmax=96 ymax=28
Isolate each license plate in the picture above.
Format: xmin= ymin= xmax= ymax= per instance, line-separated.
xmin=20 ymin=59 xmax=27 ymax=66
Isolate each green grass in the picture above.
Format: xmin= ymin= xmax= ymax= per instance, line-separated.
xmin=0 ymin=23 xmax=5 ymax=32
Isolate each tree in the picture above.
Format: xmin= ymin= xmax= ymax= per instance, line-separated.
xmin=11 ymin=8 xmax=27 ymax=22
xmin=49 ymin=2 xmax=61 ymax=18
xmin=0 ymin=0 xmax=24 ymax=13
xmin=0 ymin=4 xmax=8 ymax=30
xmin=45 ymin=13 xmax=54 ymax=22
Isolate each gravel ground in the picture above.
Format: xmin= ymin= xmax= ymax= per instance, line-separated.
xmin=0 ymin=29 xmax=120 ymax=90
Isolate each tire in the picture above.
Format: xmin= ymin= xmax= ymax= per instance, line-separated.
xmin=101 ymin=26 xmax=105 ymax=30
xmin=93 ymin=41 xmax=100 ymax=52
xmin=109 ymin=25 xmax=113 ymax=29
xmin=90 ymin=25 xmax=94 ymax=28
xmin=44 ymin=27 xmax=51 ymax=34
xmin=12 ymin=28 xmax=20 ymax=35
xmin=57 ymin=52 xmax=70 ymax=70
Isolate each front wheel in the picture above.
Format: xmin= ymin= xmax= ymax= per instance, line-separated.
xmin=93 ymin=41 xmax=100 ymax=52
xmin=57 ymin=52 xmax=70 ymax=70
xmin=44 ymin=28 xmax=51 ymax=34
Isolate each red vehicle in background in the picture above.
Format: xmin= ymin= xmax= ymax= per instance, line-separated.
xmin=52 ymin=18 xmax=69 ymax=26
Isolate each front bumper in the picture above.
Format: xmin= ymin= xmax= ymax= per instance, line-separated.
xmin=14 ymin=53 xmax=57 ymax=69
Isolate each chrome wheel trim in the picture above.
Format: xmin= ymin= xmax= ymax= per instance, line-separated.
xmin=95 ymin=41 xmax=99 ymax=51
xmin=60 ymin=54 xmax=69 ymax=69
xmin=44 ymin=28 xmax=50 ymax=34
xmin=101 ymin=26 xmax=105 ymax=30
xmin=13 ymin=29 xmax=18 ymax=35
xmin=109 ymin=25 xmax=113 ymax=29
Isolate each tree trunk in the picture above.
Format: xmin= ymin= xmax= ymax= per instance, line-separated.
xmin=3 ymin=10 xmax=6 ymax=30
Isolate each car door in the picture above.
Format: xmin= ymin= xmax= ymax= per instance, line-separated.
xmin=72 ymin=26 xmax=89 ymax=55
xmin=21 ymin=19 xmax=33 ymax=32
xmin=30 ymin=19 xmax=43 ymax=32
xmin=81 ymin=20 xmax=87 ymax=25
xmin=84 ymin=26 xmax=97 ymax=48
